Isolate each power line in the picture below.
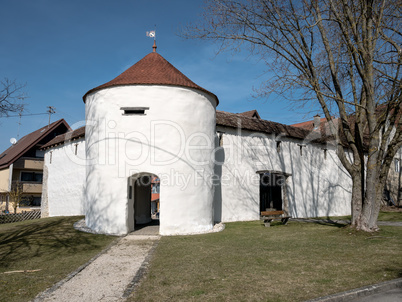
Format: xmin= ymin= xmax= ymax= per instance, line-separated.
xmin=0 ymin=112 xmax=48 ymax=118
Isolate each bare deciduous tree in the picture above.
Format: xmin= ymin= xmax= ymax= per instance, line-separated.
xmin=183 ymin=0 xmax=402 ymax=231
xmin=9 ymin=181 xmax=24 ymax=214
xmin=0 ymin=78 xmax=26 ymax=117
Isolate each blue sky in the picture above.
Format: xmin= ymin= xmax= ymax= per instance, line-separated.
xmin=0 ymin=0 xmax=317 ymax=152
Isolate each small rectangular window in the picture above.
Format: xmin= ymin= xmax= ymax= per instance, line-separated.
xmin=35 ymin=150 xmax=45 ymax=158
xmin=20 ymin=172 xmax=43 ymax=182
xmin=20 ymin=196 xmax=41 ymax=207
xmin=121 ymin=107 xmax=149 ymax=115
xmin=125 ymin=109 xmax=145 ymax=114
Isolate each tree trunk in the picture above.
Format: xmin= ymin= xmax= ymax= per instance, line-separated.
xmin=356 ymin=185 xmax=382 ymax=232
xmin=356 ymin=151 xmax=381 ymax=232
xmin=350 ymin=173 xmax=363 ymax=227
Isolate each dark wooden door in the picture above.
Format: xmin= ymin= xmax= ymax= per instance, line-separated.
xmin=260 ymin=173 xmax=282 ymax=212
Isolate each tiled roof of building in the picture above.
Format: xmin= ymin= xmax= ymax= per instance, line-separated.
xmin=216 ymin=110 xmax=326 ymax=141
xmin=41 ymin=126 xmax=86 ymax=149
xmin=292 ymin=115 xmax=371 ymax=149
xmin=291 ymin=117 xmax=329 ymax=131
xmin=237 ymin=109 xmax=261 ymax=119
xmin=0 ymin=119 xmax=70 ymax=169
xmin=83 ymin=52 xmax=219 ymax=104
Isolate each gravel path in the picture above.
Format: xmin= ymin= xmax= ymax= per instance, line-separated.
xmin=33 ymin=233 xmax=159 ymax=302
xmin=32 ymin=219 xmax=223 ymax=302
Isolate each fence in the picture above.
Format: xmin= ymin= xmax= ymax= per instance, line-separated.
xmin=0 ymin=210 xmax=41 ymax=224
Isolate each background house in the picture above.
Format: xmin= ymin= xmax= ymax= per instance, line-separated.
xmin=0 ymin=119 xmax=70 ymax=213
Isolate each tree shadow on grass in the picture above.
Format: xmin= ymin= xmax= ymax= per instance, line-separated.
xmin=312 ymin=219 xmax=349 ymax=228
xmin=284 ymin=218 xmax=349 ymax=228
xmin=0 ymin=217 xmax=102 ymax=269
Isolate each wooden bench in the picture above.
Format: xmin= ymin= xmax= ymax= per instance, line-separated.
xmin=260 ymin=210 xmax=291 ymax=227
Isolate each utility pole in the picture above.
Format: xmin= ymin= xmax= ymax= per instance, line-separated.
xmin=16 ymin=110 xmax=23 ymax=140
xmin=47 ymin=106 xmax=56 ymax=126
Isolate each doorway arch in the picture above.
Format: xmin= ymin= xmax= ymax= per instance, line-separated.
xmin=127 ymin=172 xmax=160 ymax=232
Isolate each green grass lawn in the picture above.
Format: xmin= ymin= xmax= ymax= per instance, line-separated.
xmin=0 ymin=216 xmax=116 ymax=302
xmin=130 ymin=220 xmax=402 ymax=302
xmin=378 ymin=211 xmax=402 ymax=221
xmin=313 ymin=209 xmax=402 ymax=222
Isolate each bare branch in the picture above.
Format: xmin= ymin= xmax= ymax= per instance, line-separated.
xmin=0 ymin=78 xmax=27 ymax=117
xmin=182 ymin=0 xmax=402 ymax=231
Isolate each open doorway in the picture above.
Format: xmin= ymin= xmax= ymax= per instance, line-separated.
xmin=150 ymin=176 xmax=160 ymax=219
xmin=259 ymin=171 xmax=288 ymax=212
xmin=127 ymin=173 xmax=160 ymax=232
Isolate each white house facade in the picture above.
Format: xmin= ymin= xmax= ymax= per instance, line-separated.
xmin=41 ymin=127 xmax=86 ymax=217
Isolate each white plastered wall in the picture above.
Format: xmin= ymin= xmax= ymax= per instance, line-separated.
xmin=0 ymin=168 xmax=10 ymax=193
xmin=214 ymin=126 xmax=352 ymax=222
xmin=85 ymin=85 xmax=217 ymax=236
xmin=41 ymin=138 xmax=86 ymax=217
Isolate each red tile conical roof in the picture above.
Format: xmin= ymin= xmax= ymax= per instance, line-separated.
xmin=83 ymin=52 xmax=218 ymax=104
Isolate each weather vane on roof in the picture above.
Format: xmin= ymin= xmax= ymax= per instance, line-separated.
xmin=146 ymin=26 xmax=157 ymax=52
xmin=146 ymin=30 xmax=156 ymax=39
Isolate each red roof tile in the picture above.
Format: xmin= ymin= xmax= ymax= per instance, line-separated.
xmin=291 ymin=117 xmax=331 ymax=131
xmin=0 ymin=119 xmax=71 ymax=169
xmin=83 ymin=52 xmax=219 ymax=104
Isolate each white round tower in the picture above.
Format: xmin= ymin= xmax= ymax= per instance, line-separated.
xmin=83 ymin=46 xmax=218 ymax=235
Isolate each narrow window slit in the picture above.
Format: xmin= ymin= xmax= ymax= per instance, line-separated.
xmin=217 ymin=131 xmax=225 ymax=147
xmin=121 ymin=107 xmax=149 ymax=115
xmin=298 ymin=144 xmax=305 ymax=156
xmin=276 ymin=141 xmax=281 ymax=152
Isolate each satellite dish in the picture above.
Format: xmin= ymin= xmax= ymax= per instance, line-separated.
xmin=10 ymin=138 xmax=17 ymax=145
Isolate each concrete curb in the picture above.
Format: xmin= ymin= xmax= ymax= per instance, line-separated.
xmin=31 ymin=236 xmax=122 ymax=302
xmin=306 ymin=278 xmax=402 ymax=302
